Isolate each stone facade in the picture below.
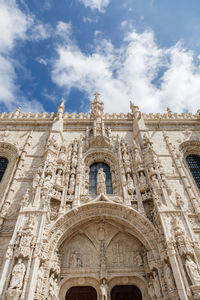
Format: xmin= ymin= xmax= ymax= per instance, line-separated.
xmin=0 ymin=94 xmax=200 ymax=299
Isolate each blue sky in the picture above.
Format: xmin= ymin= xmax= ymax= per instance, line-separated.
xmin=1 ymin=0 xmax=200 ymax=114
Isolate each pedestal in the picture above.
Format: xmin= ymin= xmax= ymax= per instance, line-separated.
xmin=6 ymin=288 xmax=22 ymax=300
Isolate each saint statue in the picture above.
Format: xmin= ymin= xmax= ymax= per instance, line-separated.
xmin=127 ymin=174 xmax=135 ymax=195
xmin=163 ymin=263 xmax=175 ymax=291
xmin=97 ymin=168 xmax=106 ymax=194
xmin=9 ymin=258 xmax=26 ymax=290
xmin=100 ymin=279 xmax=108 ymax=300
xmin=49 ymin=274 xmax=59 ymax=300
xmin=185 ymin=255 xmax=200 ymax=286
xmin=68 ymin=174 xmax=75 ymax=195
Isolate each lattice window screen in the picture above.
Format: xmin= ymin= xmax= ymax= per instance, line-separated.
xmin=186 ymin=155 xmax=200 ymax=189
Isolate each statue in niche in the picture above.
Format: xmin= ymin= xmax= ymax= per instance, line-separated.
xmin=136 ymin=252 xmax=143 ymax=266
xmin=43 ymin=174 xmax=53 ymax=189
xmin=148 ymin=281 xmax=156 ymax=299
xmin=134 ymin=147 xmax=142 ymax=164
xmin=152 ymin=270 xmax=162 ymax=298
xmin=0 ymin=200 xmax=11 ymax=217
xmin=163 ymin=263 xmax=175 ymax=291
xmin=48 ymin=273 xmax=59 ymax=300
xmin=33 ymin=171 xmax=41 ymax=188
xmin=48 ymin=135 xmax=58 ymax=151
xmin=55 ymin=169 xmax=63 ymax=187
xmin=97 ymin=168 xmax=106 ymax=194
xmin=100 ymin=278 xmax=108 ymax=300
xmin=9 ymin=258 xmax=26 ymax=290
xmin=151 ymin=175 xmax=160 ymax=191
xmin=69 ymin=252 xmax=82 ymax=268
xmin=58 ymin=147 xmax=66 ymax=161
xmin=122 ymin=150 xmax=130 ymax=163
xmin=68 ymin=174 xmax=75 ymax=195
xmin=185 ymin=255 xmax=200 ymax=286
xmin=71 ymin=153 xmax=78 ymax=170
xmin=139 ymin=172 xmax=146 ymax=186
xmin=20 ymin=189 xmax=30 ymax=206
xmin=127 ymin=174 xmax=135 ymax=195
xmin=35 ymin=263 xmax=45 ymax=295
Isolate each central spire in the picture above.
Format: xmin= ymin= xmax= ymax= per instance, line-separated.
xmin=91 ymin=92 xmax=104 ymax=121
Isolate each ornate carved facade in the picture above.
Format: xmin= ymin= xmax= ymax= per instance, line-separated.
xmin=0 ymin=94 xmax=200 ymax=299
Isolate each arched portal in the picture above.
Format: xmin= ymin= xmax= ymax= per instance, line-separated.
xmin=66 ymin=286 xmax=97 ymax=300
xmin=49 ymin=202 xmax=160 ymax=300
xmin=111 ymin=285 xmax=142 ymax=300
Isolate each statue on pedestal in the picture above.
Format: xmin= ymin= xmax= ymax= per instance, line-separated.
xmin=97 ymin=168 xmax=106 ymax=194
xmin=9 ymin=258 xmax=25 ymax=290
xmin=100 ymin=278 xmax=108 ymax=300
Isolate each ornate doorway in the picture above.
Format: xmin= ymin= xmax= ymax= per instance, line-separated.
xmin=65 ymin=286 xmax=97 ymax=300
xmin=111 ymin=285 xmax=142 ymax=300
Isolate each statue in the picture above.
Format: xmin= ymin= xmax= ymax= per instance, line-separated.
xmin=20 ymin=189 xmax=30 ymax=206
xmin=68 ymin=174 xmax=75 ymax=195
xmin=97 ymin=168 xmax=106 ymax=194
xmin=49 ymin=273 xmax=59 ymax=300
xmin=43 ymin=174 xmax=53 ymax=189
xmin=100 ymin=278 xmax=108 ymax=300
xmin=163 ymin=263 xmax=175 ymax=291
xmin=127 ymin=174 xmax=135 ymax=195
xmin=152 ymin=270 xmax=162 ymax=298
xmin=35 ymin=263 xmax=45 ymax=295
xmin=55 ymin=169 xmax=63 ymax=187
xmin=0 ymin=200 xmax=11 ymax=217
xmin=185 ymin=255 xmax=200 ymax=286
xmin=9 ymin=258 xmax=26 ymax=290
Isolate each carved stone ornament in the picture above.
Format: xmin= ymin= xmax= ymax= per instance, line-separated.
xmin=185 ymin=255 xmax=200 ymax=286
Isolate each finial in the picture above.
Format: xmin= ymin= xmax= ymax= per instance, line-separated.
xmin=57 ymin=99 xmax=65 ymax=120
xmin=94 ymin=92 xmax=100 ymax=101
xmin=130 ymin=100 xmax=141 ymax=119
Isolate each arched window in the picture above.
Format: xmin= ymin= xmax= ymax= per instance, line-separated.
xmin=89 ymin=162 xmax=112 ymax=194
xmin=186 ymin=155 xmax=200 ymax=189
xmin=0 ymin=157 xmax=8 ymax=182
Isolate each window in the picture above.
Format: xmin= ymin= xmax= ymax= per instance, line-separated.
xmin=89 ymin=162 xmax=112 ymax=194
xmin=0 ymin=157 xmax=8 ymax=182
xmin=186 ymin=155 xmax=200 ymax=189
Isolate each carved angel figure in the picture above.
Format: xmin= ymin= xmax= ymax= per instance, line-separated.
xmin=9 ymin=258 xmax=25 ymax=290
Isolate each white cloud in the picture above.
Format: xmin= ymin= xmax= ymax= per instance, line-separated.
xmin=55 ymin=21 xmax=72 ymax=42
xmin=0 ymin=0 xmax=31 ymax=53
xmin=83 ymin=16 xmax=98 ymax=23
xmin=79 ymin=0 xmax=110 ymax=12
xmin=29 ymin=23 xmax=51 ymax=41
xmin=52 ymin=29 xmax=200 ymax=113
xmin=0 ymin=0 xmax=46 ymax=112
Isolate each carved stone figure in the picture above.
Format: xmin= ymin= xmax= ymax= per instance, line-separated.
xmin=164 ymin=263 xmax=175 ymax=291
xmin=0 ymin=200 xmax=10 ymax=217
xmin=185 ymin=255 xmax=200 ymax=286
xmin=9 ymin=258 xmax=26 ymax=290
xmin=100 ymin=279 xmax=108 ymax=300
xmin=68 ymin=174 xmax=75 ymax=195
xmin=48 ymin=273 xmax=59 ymax=300
xmin=48 ymin=135 xmax=58 ymax=151
xmin=152 ymin=270 xmax=162 ymax=298
xmin=97 ymin=168 xmax=106 ymax=194
xmin=35 ymin=263 xmax=45 ymax=295
xmin=55 ymin=169 xmax=63 ymax=187
xmin=43 ymin=174 xmax=53 ymax=189
xmin=20 ymin=189 xmax=30 ymax=206
xmin=127 ymin=174 xmax=135 ymax=195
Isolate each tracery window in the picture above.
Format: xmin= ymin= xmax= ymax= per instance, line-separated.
xmin=186 ymin=155 xmax=200 ymax=189
xmin=89 ymin=162 xmax=112 ymax=194
xmin=0 ymin=157 xmax=8 ymax=182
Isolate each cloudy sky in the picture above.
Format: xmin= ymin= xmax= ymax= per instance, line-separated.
xmin=1 ymin=0 xmax=200 ymax=114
